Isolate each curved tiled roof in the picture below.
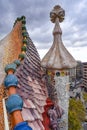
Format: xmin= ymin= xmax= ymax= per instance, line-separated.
xmin=0 ymin=17 xmax=48 ymax=130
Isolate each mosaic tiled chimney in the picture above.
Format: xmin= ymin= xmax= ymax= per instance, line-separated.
xmin=41 ymin=5 xmax=77 ymax=130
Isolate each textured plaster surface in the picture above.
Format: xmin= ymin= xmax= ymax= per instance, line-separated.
xmin=55 ymin=75 xmax=69 ymax=130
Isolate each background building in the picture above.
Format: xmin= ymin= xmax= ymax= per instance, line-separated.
xmin=83 ymin=62 xmax=87 ymax=91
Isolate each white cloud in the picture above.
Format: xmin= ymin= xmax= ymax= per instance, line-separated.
xmin=75 ymin=0 xmax=87 ymax=14
xmin=67 ymin=47 xmax=87 ymax=62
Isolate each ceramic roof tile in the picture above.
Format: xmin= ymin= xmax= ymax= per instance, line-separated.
xmin=33 ymin=121 xmax=42 ymax=130
xmin=23 ymin=102 xmax=28 ymax=108
xmin=37 ymin=120 xmax=45 ymax=130
xmin=30 ymin=109 xmax=39 ymax=120
xmin=29 ymin=121 xmax=42 ymax=130
xmin=32 ymin=88 xmax=42 ymax=94
xmin=22 ymin=108 xmax=35 ymax=121
xmin=27 ymin=76 xmax=33 ymax=82
xmin=34 ymin=93 xmax=47 ymax=100
xmin=33 ymin=109 xmax=42 ymax=120
xmin=24 ymin=99 xmax=36 ymax=109
xmin=20 ymin=85 xmax=33 ymax=93
xmin=34 ymin=98 xmax=46 ymax=106
xmin=28 ymin=122 xmax=36 ymax=130
xmin=34 ymin=104 xmax=44 ymax=114
xmin=28 ymin=81 xmax=42 ymax=89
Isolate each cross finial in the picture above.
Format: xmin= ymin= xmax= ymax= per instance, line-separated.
xmin=50 ymin=5 xmax=65 ymax=23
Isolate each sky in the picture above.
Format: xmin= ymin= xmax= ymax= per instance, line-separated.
xmin=0 ymin=0 xmax=87 ymax=62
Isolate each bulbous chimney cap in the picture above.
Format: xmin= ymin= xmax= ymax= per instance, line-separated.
xmin=41 ymin=5 xmax=77 ymax=69
xmin=50 ymin=5 xmax=65 ymax=23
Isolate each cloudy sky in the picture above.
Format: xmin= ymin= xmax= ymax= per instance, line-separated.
xmin=0 ymin=0 xmax=87 ymax=62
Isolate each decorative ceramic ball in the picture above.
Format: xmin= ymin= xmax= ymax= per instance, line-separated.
xmin=14 ymin=60 xmax=21 ymax=66
xmin=17 ymin=17 xmax=21 ymax=21
xmin=21 ymin=16 xmax=26 ymax=20
xmin=5 ymin=63 xmax=17 ymax=73
xmin=14 ymin=121 xmax=32 ymax=130
xmin=23 ymin=40 xmax=28 ymax=46
xmin=4 ymin=74 xmax=18 ymax=88
xmin=21 ymin=46 xmax=27 ymax=51
xmin=22 ymin=25 xmax=26 ymax=30
xmin=19 ymin=53 xmax=25 ymax=60
xmin=22 ymin=32 xmax=27 ymax=37
xmin=56 ymin=72 xmax=60 ymax=77
xmin=22 ymin=19 xmax=26 ymax=24
xmin=6 ymin=94 xmax=23 ymax=113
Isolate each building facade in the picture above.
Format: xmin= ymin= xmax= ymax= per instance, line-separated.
xmin=83 ymin=62 xmax=87 ymax=91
